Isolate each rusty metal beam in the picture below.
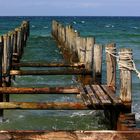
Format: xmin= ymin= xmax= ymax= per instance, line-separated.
xmin=10 ymin=69 xmax=92 ymax=76
xmin=12 ymin=62 xmax=85 ymax=68
xmin=0 ymin=130 xmax=140 ymax=140
xmin=0 ymin=87 xmax=79 ymax=94
xmin=0 ymin=102 xmax=126 ymax=110
xmin=0 ymin=102 xmax=89 ymax=110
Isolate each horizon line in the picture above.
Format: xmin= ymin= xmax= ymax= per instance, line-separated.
xmin=0 ymin=15 xmax=140 ymax=17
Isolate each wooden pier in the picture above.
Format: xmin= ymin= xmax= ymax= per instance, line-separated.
xmin=0 ymin=20 xmax=139 ymax=139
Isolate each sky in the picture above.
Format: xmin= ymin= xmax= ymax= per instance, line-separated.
xmin=0 ymin=0 xmax=140 ymax=16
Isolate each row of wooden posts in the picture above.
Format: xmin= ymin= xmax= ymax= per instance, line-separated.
xmin=0 ymin=21 xmax=30 ymax=86
xmin=52 ymin=20 xmax=103 ymax=84
xmin=52 ymin=20 xmax=133 ymax=104
xmin=52 ymin=20 xmax=134 ymax=129
xmin=0 ymin=21 xmax=30 ymax=120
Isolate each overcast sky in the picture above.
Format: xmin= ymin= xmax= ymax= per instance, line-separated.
xmin=0 ymin=0 xmax=139 ymax=16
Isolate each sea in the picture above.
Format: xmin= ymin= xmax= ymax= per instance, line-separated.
xmin=0 ymin=16 xmax=140 ymax=130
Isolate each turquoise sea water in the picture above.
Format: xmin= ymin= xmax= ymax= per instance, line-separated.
xmin=0 ymin=16 xmax=140 ymax=130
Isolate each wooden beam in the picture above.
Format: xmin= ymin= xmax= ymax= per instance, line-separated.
xmin=0 ymin=102 xmax=89 ymax=110
xmin=12 ymin=62 xmax=85 ymax=68
xmin=0 ymin=130 xmax=140 ymax=140
xmin=0 ymin=87 xmax=79 ymax=94
xmin=0 ymin=101 xmax=125 ymax=110
xmin=10 ymin=69 xmax=92 ymax=76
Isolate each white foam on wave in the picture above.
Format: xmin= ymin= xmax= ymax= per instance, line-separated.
xmin=105 ymin=25 xmax=110 ymax=28
xmin=132 ymin=27 xmax=138 ymax=29
xmin=81 ymin=21 xmax=85 ymax=24
xmin=31 ymin=25 xmax=35 ymax=28
xmin=18 ymin=115 xmax=24 ymax=119
xmin=44 ymin=26 xmax=48 ymax=29
xmin=105 ymin=24 xmax=114 ymax=28
xmin=73 ymin=21 xmax=76 ymax=24
xmin=70 ymin=111 xmax=95 ymax=117
xmin=135 ymin=113 xmax=140 ymax=120
xmin=55 ymin=49 xmax=59 ymax=53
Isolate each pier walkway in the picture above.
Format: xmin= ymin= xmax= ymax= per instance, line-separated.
xmin=0 ymin=20 xmax=139 ymax=139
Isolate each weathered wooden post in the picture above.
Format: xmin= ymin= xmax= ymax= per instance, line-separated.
xmin=104 ymin=43 xmax=117 ymax=129
xmin=70 ymin=30 xmax=79 ymax=63
xmin=75 ymin=36 xmax=81 ymax=60
xmin=53 ymin=21 xmax=58 ymax=38
xmin=0 ymin=36 xmax=3 ymax=121
xmin=84 ymin=37 xmax=94 ymax=84
xmin=93 ymin=44 xmax=103 ymax=84
xmin=119 ymin=48 xmax=132 ymax=110
xmin=21 ymin=23 xmax=26 ymax=48
xmin=61 ymin=26 xmax=65 ymax=44
xmin=15 ymin=28 xmax=22 ymax=60
xmin=67 ymin=26 xmax=73 ymax=54
xmin=8 ymin=32 xmax=14 ymax=63
xmin=57 ymin=23 xmax=61 ymax=44
xmin=3 ymin=34 xmax=9 ymax=87
xmin=2 ymin=33 xmax=13 ymax=102
xmin=78 ymin=37 xmax=86 ymax=64
xmin=77 ymin=37 xmax=94 ymax=84
xmin=64 ymin=25 xmax=69 ymax=51
xmin=20 ymin=27 xmax=24 ymax=56
xmin=51 ymin=20 xmax=55 ymax=36
xmin=105 ymin=43 xmax=116 ymax=90
xmin=13 ymin=31 xmax=18 ymax=62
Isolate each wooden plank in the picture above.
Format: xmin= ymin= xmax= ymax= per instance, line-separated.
xmin=78 ymin=86 xmax=91 ymax=106
xmin=85 ymin=85 xmax=100 ymax=105
xmin=0 ymin=102 xmax=89 ymax=110
xmin=96 ymin=85 xmax=111 ymax=104
xmin=0 ymin=87 xmax=79 ymax=94
xmin=91 ymin=85 xmax=107 ymax=104
xmin=101 ymin=85 xmax=122 ymax=105
xmin=10 ymin=69 xmax=92 ymax=76
xmin=1 ymin=130 xmax=140 ymax=140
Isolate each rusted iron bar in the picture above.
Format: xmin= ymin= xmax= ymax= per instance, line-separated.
xmin=0 ymin=87 xmax=79 ymax=94
xmin=10 ymin=69 xmax=92 ymax=76
xmin=0 ymin=102 xmax=89 ymax=110
xmin=0 ymin=102 xmax=126 ymax=110
xmin=12 ymin=62 xmax=85 ymax=68
xmin=1 ymin=130 xmax=140 ymax=140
